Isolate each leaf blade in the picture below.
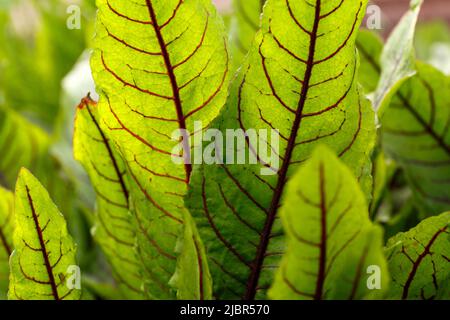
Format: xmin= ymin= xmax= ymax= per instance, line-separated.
xmin=8 ymin=169 xmax=80 ymax=300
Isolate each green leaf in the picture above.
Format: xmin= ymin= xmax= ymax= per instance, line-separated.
xmin=187 ymin=0 xmax=376 ymax=299
xmin=356 ymin=30 xmax=383 ymax=94
xmin=385 ymin=212 xmax=450 ymax=300
xmin=269 ymin=146 xmax=388 ymax=300
xmin=73 ymin=95 xmax=145 ymax=299
xmin=229 ymin=0 xmax=264 ymax=70
xmin=8 ymin=168 xmax=80 ymax=300
xmin=0 ymin=105 xmax=50 ymax=188
xmin=381 ymin=62 xmax=450 ymax=217
xmin=0 ymin=0 xmax=87 ymax=126
xmin=91 ymin=0 xmax=229 ymax=298
xmin=169 ymin=212 xmax=212 ymax=300
xmin=373 ymin=0 xmax=423 ymax=115
xmin=0 ymin=186 xmax=14 ymax=299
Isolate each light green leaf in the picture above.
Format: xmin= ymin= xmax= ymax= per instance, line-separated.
xmin=187 ymin=0 xmax=376 ymax=299
xmin=169 ymin=212 xmax=212 ymax=300
xmin=381 ymin=62 xmax=450 ymax=217
xmin=73 ymin=95 xmax=145 ymax=299
xmin=91 ymin=0 xmax=229 ymax=298
xmin=385 ymin=212 xmax=450 ymax=300
xmin=356 ymin=30 xmax=383 ymax=94
xmin=373 ymin=0 xmax=423 ymax=115
xmin=269 ymin=146 xmax=388 ymax=300
xmin=0 ymin=105 xmax=50 ymax=188
xmin=229 ymin=0 xmax=264 ymax=71
xmin=0 ymin=186 xmax=14 ymax=299
xmin=0 ymin=0 xmax=87 ymax=126
xmin=8 ymin=168 xmax=80 ymax=300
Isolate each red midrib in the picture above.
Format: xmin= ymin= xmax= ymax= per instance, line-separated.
xmin=244 ymin=0 xmax=322 ymax=300
xmin=26 ymin=186 xmax=59 ymax=300
xmin=145 ymin=0 xmax=192 ymax=181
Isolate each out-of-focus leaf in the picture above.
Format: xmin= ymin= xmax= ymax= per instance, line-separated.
xmin=74 ymin=95 xmax=145 ymax=299
xmin=356 ymin=30 xmax=383 ymax=94
xmin=0 ymin=186 xmax=14 ymax=299
xmin=370 ymin=150 xmax=396 ymax=218
xmin=187 ymin=0 xmax=375 ymax=299
xmin=373 ymin=0 xmax=423 ymax=115
xmin=91 ymin=0 xmax=230 ymax=298
xmin=0 ymin=105 xmax=50 ymax=188
xmin=269 ymin=146 xmax=388 ymax=300
xmin=382 ymin=62 xmax=450 ymax=216
xmin=385 ymin=212 xmax=450 ymax=300
xmin=229 ymin=0 xmax=264 ymax=71
xmin=8 ymin=168 xmax=81 ymax=300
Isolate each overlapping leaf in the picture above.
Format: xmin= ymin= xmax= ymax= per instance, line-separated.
xmin=385 ymin=212 xmax=450 ymax=299
xmin=229 ymin=0 xmax=264 ymax=70
xmin=381 ymin=62 xmax=450 ymax=216
xmin=73 ymin=95 xmax=144 ymax=299
xmin=0 ymin=186 xmax=13 ymax=299
xmin=187 ymin=0 xmax=376 ymax=299
xmin=91 ymin=0 xmax=230 ymax=298
xmin=269 ymin=146 xmax=388 ymax=300
xmin=169 ymin=212 xmax=212 ymax=300
xmin=8 ymin=169 xmax=80 ymax=300
xmin=373 ymin=0 xmax=423 ymax=114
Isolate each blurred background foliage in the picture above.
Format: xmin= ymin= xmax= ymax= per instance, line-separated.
xmin=0 ymin=0 xmax=449 ymax=299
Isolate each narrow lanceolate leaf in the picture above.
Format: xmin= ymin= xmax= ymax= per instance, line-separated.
xmin=169 ymin=212 xmax=212 ymax=300
xmin=187 ymin=0 xmax=375 ymax=299
xmin=269 ymin=146 xmax=388 ymax=300
xmin=0 ymin=106 xmax=50 ymax=188
xmin=229 ymin=0 xmax=264 ymax=70
xmin=0 ymin=187 xmax=14 ymax=299
xmin=385 ymin=212 xmax=450 ymax=300
xmin=382 ymin=62 xmax=450 ymax=216
xmin=92 ymin=0 xmax=229 ymax=298
xmin=8 ymin=169 xmax=80 ymax=300
xmin=356 ymin=30 xmax=383 ymax=94
xmin=73 ymin=96 xmax=144 ymax=299
xmin=373 ymin=0 xmax=423 ymax=114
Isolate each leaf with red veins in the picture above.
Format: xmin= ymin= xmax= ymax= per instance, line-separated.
xmin=91 ymin=0 xmax=229 ymax=298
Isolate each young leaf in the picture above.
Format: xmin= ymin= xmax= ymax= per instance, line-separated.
xmin=269 ymin=146 xmax=388 ymax=300
xmin=373 ymin=0 xmax=423 ymax=114
xmin=91 ymin=0 xmax=229 ymax=298
xmin=385 ymin=212 xmax=450 ymax=300
xmin=73 ymin=95 xmax=145 ymax=299
xmin=356 ymin=30 xmax=383 ymax=94
xmin=8 ymin=169 xmax=80 ymax=300
xmin=169 ymin=212 xmax=213 ymax=300
xmin=187 ymin=0 xmax=376 ymax=299
xmin=229 ymin=0 xmax=264 ymax=70
xmin=381 ymin=62 xmax=450 ymax=216
xmin=0 ymin=186 xmax=14 ymax=299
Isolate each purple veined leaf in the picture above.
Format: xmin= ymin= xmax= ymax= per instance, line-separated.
xmin=74 ymin=96 xmax=146 ymax=299
xmin=91 ymin=0 xmax=229 ymax=298
xmin=187 ymin=0 xmax=376 ymax=299
xmin=385 ymin=212 xmax=450 ymax=299
xmin=8 ymin=169 xmax=80 ymax=300
xmin=269 ymin=146 xmax=388 ymax=300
